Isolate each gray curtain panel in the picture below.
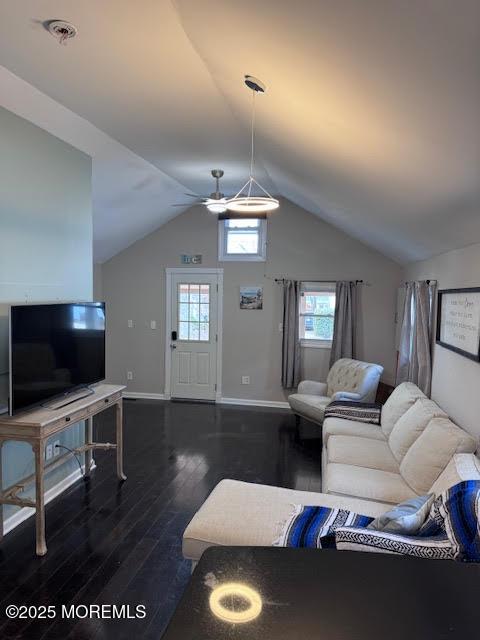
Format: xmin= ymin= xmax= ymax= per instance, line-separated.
xmin=396 ymin=280 xmax=437 ymax=396
xmin=282 ymin=280 xmax=301 ymax=389
xmin=329 ymin=281 xmax=357 ymax=368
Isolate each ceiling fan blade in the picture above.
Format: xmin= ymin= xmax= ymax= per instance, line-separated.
xmin=184 ymin=192 xmax=202 ymax=198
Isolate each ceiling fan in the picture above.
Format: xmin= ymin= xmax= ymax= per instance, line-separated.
xmin=172 ymin=169 xmax=229 ymax=213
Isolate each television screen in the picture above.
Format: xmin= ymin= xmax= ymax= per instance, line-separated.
xmin=9 ymin=302 xmax=105 ymax=415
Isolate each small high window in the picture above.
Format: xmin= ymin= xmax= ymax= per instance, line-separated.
xmin=218 ymin=218 xmax=267 ymax=261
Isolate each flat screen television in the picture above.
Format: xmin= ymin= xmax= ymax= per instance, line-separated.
xmin=9 ymin=302 xmax=106 ymax=415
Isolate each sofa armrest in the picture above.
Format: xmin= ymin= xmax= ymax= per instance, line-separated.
xmin=297 ymin=380 xmax=328 ymax=396
xmin=331 ymin=391 xmax=363 ymax=402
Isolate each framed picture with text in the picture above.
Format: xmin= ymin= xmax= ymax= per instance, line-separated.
xmin=436 ymin=287 xmax=480 ymax=362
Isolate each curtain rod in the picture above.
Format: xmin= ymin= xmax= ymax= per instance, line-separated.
xmin=403 ymin=279 xmax=437 ymax=285
xmin=274 ymin=278 xmax=364 ymax=284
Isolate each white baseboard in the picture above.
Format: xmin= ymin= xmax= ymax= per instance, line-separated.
xmin=124 ymin=391 xmax=290 ymax=409
xmin=219 ymin=397 xmax=291 ymax=409
xmin=123 ymin=391 xmax=166 ymax=401
xmin=3 ymin=463 xmax=94 ymax=536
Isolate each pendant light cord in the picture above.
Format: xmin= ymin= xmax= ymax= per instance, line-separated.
xmin=248 ymin=90 xmax=256 ymax=197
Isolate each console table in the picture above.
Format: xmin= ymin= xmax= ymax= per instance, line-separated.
xmin=0 ymin=383 xmax=126 ymax=556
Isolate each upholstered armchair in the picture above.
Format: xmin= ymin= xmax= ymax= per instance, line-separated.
xmin=288 ymin=358 xmax=384 ymax=426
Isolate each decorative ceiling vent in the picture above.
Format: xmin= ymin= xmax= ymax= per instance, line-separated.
xmin=46 ymin=20 xmax=78 ymax=45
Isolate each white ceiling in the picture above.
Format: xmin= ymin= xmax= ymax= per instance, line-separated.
xmin=0 ymin=0 xmax=479 ymax=264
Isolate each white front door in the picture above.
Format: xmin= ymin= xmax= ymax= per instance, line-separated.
xmin=168 ymin=271 xmax=221 ymax=401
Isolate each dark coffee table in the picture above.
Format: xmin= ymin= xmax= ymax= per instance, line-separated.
xmin=162 ymin=546 xmax=479 ymax=639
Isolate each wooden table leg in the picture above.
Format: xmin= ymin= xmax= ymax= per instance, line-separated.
xmin=85 ymin=417 xmax=93 ymax=477
xmin=115 ymin=401 xmax=126 ymax=481
xmin=32 ymin=440 xmax=47 ymax=556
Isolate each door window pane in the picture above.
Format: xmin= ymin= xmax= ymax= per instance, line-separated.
xmin=179 ymin=303 xmax=189 ymax=321
xmin=200 ymin=285 xmax=210 ymax=302
xmin=200 ymin=323 xmax=209 ymax=341
xmin=189 ymin=303 xmax=199 ymax=321
xmin=189 ymin=284 xmax=200 ymax=303
xmin=189 ymin=323 xmax=200 ymax=340
xmin=177 ymin=283 xmax=210 ymax=341
xmin=179 ymin=322 xmax=189 ymax=340
xmin=200 ymin=304 xmax=209 ymax=322
xmin=179 ymin=284 xmax=189 ymax=302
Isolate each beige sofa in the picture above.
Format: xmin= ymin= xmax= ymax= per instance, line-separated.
xmin=288 ymin=358 xmax=384 ymax=427
xmin=183 ymin=382 xmax=479 ymax=563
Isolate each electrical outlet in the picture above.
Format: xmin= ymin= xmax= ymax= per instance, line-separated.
xmin=45 ymin=444 xmax=53 ymax=460
xmin=278 ymin=322 xmax=283 ymax=333
xmin=150 ymin=320 xmax=157 ymax=330
xmin=127 ymin=371 xmax=133 ymax=380
xmin=53 ymin=440 xmax=61 ymax=456
xmin=127 ymin=319 xmax=134 ymax=328
xmin=241 ymin=376 xmax=250 ymax=385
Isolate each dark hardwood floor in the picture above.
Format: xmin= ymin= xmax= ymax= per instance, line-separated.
xmin=0 ymin=399 xmax=321 ymax=640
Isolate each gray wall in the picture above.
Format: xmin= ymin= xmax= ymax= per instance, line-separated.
xmin=101 ymin=199 xmax=402 ymax=401
xmin=0 ymin=106 xmax=92 ymax=522
xmin=404 ymin=243 xmax=480 ymax=440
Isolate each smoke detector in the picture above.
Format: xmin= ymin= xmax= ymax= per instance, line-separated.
xmin=46 ymin=20 xmax=78 ymax=45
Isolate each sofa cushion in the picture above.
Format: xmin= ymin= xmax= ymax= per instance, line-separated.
xmin=430 ymin=454 xmax=480 ymax=496
xmin=381 ymin=382 xmax=426 ymax=437
xmin=324 ymin=463 xmax=417 ymax=505
xmin=389 ymin=398 xmax=447 ymax=462
xmin=323 ymin=417 xmax=385 ymax=446
xmin=182 ymin=479 xmax=390 ymax=561
xmin=288 ymin=393 xmax=330 ymax=424
xmin=327 ymin=436 xmax=399 ymax=473
xmin=400 ymin=417 xmax=477 ymax=495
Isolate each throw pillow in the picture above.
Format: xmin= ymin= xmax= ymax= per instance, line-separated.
xmin=367 ymin=493 xmax=435 ymax=535
xmin=275 ymin=505 xmax=373 ymax=548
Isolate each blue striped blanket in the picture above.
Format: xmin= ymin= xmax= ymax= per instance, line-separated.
xmin=276 ymin=481 xmax=480 ymax=561
xmin=275 ymin=505 xmax=373 ymax=548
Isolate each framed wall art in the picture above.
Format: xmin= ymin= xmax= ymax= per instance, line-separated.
xmin=436 ymin=287 xmax=480 ymax=361
xmin=240 ymin=287 xmax=263 ymax=310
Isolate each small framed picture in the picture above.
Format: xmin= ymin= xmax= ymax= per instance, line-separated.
xmin=436 ymin=287 xmax=480 ymax=361
xmin=240 ymin=287 xmax=263 ymax=310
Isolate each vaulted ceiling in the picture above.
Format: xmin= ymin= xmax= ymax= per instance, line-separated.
xmin=0 ymin=0 xmax=479 ymax=264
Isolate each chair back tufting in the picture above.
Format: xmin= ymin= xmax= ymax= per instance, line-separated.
xmin=327 ymin=358 xmax=383 ymax=402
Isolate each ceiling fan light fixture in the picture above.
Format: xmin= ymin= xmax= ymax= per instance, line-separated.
xmin=206 ymin=200 xmax=228 ymax=214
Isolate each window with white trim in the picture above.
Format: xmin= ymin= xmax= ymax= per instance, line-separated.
xmin=218 ymin=218 xmax=267 ymax=261
xmin=299 ymin=283 xmax=336 ymax=348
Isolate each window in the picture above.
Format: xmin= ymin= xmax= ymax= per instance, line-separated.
xmin=178 ymin=283 xmax=210 ymax=341
xmin=218 ymin=218 xmax=267 ymax=261
xmin=299 ymin=283 xmax=336 ymax=347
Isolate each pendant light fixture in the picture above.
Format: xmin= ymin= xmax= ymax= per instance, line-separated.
xmin=225 ymin=76 xmax=279 ymax=214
